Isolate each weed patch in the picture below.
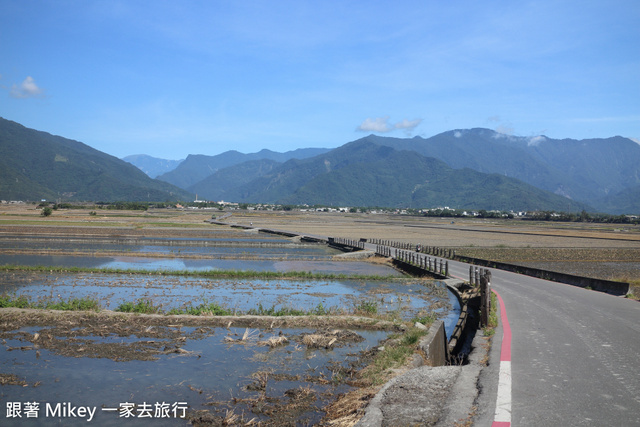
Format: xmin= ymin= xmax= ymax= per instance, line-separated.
xmin=0 ymin=264 xmax=396 ymax=281
xmin=44 ymin=298 xmax=100 ymax=311
xmin=361 ymin=327 xmax=428 ymax=386
xmin=354 ymin=300 xmax=378 ymax=315
xmin=168 ymin=301 xmax=232 ymax=316
xmin=0 ymin=295 xmax=101 ymax=311
xmin=482 ymin=292 xmax=498 ymax=337
xmin=246 ymin=303 xmax=306 ymax=317
xmin=412 ymin=312 xmax=437 ymax=327
xmin=115 ymin=299 xmax=160 ymax=314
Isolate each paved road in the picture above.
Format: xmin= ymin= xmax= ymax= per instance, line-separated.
xmin=447 ymin=260 xmax=640 ymax=426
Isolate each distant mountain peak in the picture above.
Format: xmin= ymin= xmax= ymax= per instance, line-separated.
xmin=122 ymin=154 xmax=184 ymax=178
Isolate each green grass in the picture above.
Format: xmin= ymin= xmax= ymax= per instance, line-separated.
xmin=246 ymin=303 xmax=306 ymax=317
xmin=0 ymin=295 xmax=101 ymax=311
xmin=412 ymin=312 xmax=437 ymax=327
xmin=354 ymin=300 xmax=378 ymax=315
xmin=45 ymin=298 xmax=100 ymax=311
xmin=0 ymin=264 xmax=396 ymax=281
xmin=115 ymin=299 xmax=160 ymax=314
xmin=364 ymin=327 xmax=429 ymax=385
xmin=400 ymin=328 xmax=427 ymax=346
xmin=0 ymin=294 xmax=368 ymax=318
xmin=145 ymin=222 xmax=212 ymax=228
xmin=167 ymin=301 xmax=232 ymax=316
xmin=0 ymin=220 xmax=123 ymax=227
xmin=0 ymin=295 xmax=31 ymax=308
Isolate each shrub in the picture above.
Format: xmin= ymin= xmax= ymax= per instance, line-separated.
xmin=355 ymin=300 xmax=378 ymax=315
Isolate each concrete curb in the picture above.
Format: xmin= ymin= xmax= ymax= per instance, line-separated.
xmin=444 ymin=279 xmax=469 ymax=354
xmin=355 ymin=330 xmax=489 ymax=426
xmin=419 ymin=320 xmax=450 ymax=367
xmin=355 ymin=365 xmax=463 ymax=426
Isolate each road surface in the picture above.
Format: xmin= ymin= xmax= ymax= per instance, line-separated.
xmin=447 ymin=260 xmax=640 ymax=426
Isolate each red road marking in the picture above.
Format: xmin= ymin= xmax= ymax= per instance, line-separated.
xmin=447 ymin=271 xmax=513 ymax=425
xmin=492 ymin=288 xmax=512 ymax=426
xmin=494 ymin=289 xmax=512 ymax=362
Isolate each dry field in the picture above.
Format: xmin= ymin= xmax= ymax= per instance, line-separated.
xmin=1 ymin=204 xmax=639 ymax=290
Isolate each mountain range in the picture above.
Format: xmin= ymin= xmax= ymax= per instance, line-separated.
xmin=2 ymin=116 xmax=638 ymax=213
xmin=188 ymin=139 xmax=592 ymax=212
xmin=154 ymin=147 xmax=331 ymax=190
xmin=145 ymin=129 xmax=639 ymax=214
xmin=0 ymin=117 xmax=191 ymax=202
xmin=361 ymin=129 xmax=640 ymax=207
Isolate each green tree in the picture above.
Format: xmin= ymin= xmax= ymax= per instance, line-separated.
xmin=579 ymin=210 xmax=591 ymax=222
xmin=41 ymin=207 xmax=53 ymax=217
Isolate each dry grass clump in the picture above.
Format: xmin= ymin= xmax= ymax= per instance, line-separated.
xmin=0 ymin=373 xmax=28 ymax=386
xmin=303 ymin=334 xmax=337 ymax=349
xmin=301 ymin=329 xmax=364 ymax=349
xmin=258 ymin=336 xmax=289 ymax=347
xmin=224 ymin=328 xmax=260 ymax=344
xmin=322 ymin=386 xmax=378 ymax=426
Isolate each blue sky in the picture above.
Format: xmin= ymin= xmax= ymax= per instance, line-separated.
xmin=1 ymin=1 xmax=639 ymax=160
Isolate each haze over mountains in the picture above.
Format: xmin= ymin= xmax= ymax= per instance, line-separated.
xmin=2 ymin=117 xmax=639 ymax=214
xmin=121 ymin=154 xmax=184 ymax=179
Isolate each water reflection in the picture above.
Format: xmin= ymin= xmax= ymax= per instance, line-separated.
xmin=0 ymin=253 xmax=402 ymax=276
xmin=0 ymin=235 xmax=342 ymax=259
xmin=0 ymin=272 xmax=445 ymax=320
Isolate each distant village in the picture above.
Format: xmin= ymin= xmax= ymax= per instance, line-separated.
xmin=2 ymin=198 xmax=638 ymax=224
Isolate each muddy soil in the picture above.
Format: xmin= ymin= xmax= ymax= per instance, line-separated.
xmin=0 ymin=308 xmax=402 ymax=360
xmin=0 ymin=308 xmax=403 ymax=425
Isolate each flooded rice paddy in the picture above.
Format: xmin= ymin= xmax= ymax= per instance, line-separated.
xmin=0 ymin=234 xmax=344 ymax=259
xmin=0 ymin=254 xmax=404 ymax=276
xmin=0 ymin=272 xmax=453 ymax=323
xmin=0 ymin=230 xmax=456 ymax=425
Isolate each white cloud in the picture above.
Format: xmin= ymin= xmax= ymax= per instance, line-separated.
xmin=528 ymin=135 xmax=547 ymax=146
xmin=630 ymin=137 xmax=640 ymax=145
xmin=494 ymin=124 xmax=515 ymax=137
xmin=357 ymin=116 xmax=392 ymax=133
xmin=10 ymin=76 xmax=44 ymax=99
xmin=454 ymin=131 xmax=463 ymax=138
xmin=357 ymin=116 xmax=422 ymax=134
xmin=394 ymin=118 xmax=422 ymax=132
